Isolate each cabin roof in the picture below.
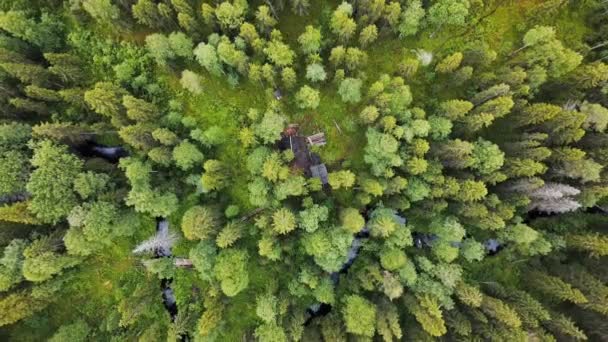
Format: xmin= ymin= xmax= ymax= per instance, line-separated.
xmin=307 ymin=132 xmax=326 ymax=146
xmin=310 ymin=164 xmax=328 ymax=184
xmin=484 ymin=239 xmax=501 ymax=252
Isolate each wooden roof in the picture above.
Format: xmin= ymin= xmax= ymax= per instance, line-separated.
xmin=310 ymin=164 xmax=328 ymax=184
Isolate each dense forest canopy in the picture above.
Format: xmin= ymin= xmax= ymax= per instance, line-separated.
xmin=0 ymin=0 xmax=607 ymax=340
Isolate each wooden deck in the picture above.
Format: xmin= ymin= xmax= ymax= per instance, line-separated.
xmin=279 ymin=124 xmax=327 ymax=180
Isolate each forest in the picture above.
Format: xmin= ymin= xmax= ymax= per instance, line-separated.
xmin=0 ymin=0 xmax=607 ymax=341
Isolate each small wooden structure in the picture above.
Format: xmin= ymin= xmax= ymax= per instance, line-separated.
xmin=310 ymin=164 xmax=328 ymax=185
xmin=174 ymin=258 xmax=193 ymax=268
xmin=284 ymin=124 xmax=299 ymax=137
xmin=307 ymin=133 xmax=326 ymax=146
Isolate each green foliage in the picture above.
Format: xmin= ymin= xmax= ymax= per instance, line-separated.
xmin=254 ymin=322 xmax=287 ymax=342
xmin=264 ymin=39 xmax=295 ymax=67
xmin=0 ymin=150 xmax=28 ymax=197
xmin=73 ymin=171 xmax=109 ymax=199
xmin=528 ymin=271 xmax=588 ymax=304
xmin=254 ymin=110 xmax=286 ymax=144
xmin=180 ymin=70 xmax=204 ymax=94
xmin=194 ymin=42 xmax=223 ymax=76
xmin=330 ymin=3 xmax=356 ymax=43
xmin=256 ymin=292 xmax=278 ymax=323
xmin=340 ymin=208 xmax=364 ymax=233
xmin=189 ymin=240 xmax=217 ymax=282
xmin=435 ymin=52 xmax=463 ymax=73
xmin=306 ymin=63 xmax=326 ymax=83
xmin=302 ymin=226 xmax=353 ymax=272
xmin=84 ymin=82 xmax=127 ymax=125
xmin=406 ymin=294 xmax=447 ymax=337
xmin=427 ymin=0 xmax=470 ymax=29
xmin=173 ymin=140 xmax=204 ymax=170
xmin=181 ymin=206 xmax=219 ymax=241
xmin=566 ymin=233 xmax=608 ymax=257
xmin=398 ymin=0 xmax=424 ymax=37
xmin=338 ymin=77 xmax=362 ymax=103
xmin=22 ymin=239 xmax=79 ymax=282
xmin=143 ymin=258 xmax=175 ymax=279
xmin=0 ymin=11 xmax=65 ymax=51
xmin=298 ymin=25 xmax=321 ymax=55
xmin=328 ymin=170 xmax=356 ymax=189
xmin=49 ymin=320 xmax=90 ymax=342
xmin=298 ymin=204 xmax=328 ymax=233
xmin=480 ymin=295 xmax=522 ymax=328
xmin=295 ymin=85 xmax=320 ymax=109
xmin=26 ymin=140 xmax=82 ymax=224
xmin=119 ymin=158 xmax=178 ymax=217
xmin=0 ymin=240 xmax=25 ymax=292
xmin=216 ymin=222 xmax=242 ymax=248
xmin=213 ymin=249 xmax=249 ymax=297
xmin=342 ymin=295 xmax=376 ymax=337
xmin=471 ymin=139 xmax=505 ymax=174
xmin=359 ymin=24 xmax=378 ymax=48
xmin=272 ymin=208 xmax=296 ymax=235
xmin=364 ymin=128 xmax=402 ymax=177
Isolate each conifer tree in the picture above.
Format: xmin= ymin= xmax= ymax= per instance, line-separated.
xmin=566 ymin=233 xmax=608 ymax=257
xmin=480 ymin=295 xmax=522 ymax=328
xmin=181 ymin=206 xmax=220 ymax=241
xmin=528 ymin=271 xmax=588 ymax=304
xmin=342 ymin=295 xmax=377 ymax=337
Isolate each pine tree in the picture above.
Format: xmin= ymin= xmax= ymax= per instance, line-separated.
xmin=9 ymin=98 xmax=49 ymax=116
xmin=44 ymin=53 xmax=86 ymax=84
xmin=198 ymin=298 xmax=224 ymax=337
xmin=132 ymin=0 xmax=162 ymax=28
xmin=405 ymin=294 xmax=447 ymax=337
xmin=0 ymin=201 xmax=40 ymax=224
xmin=216 ymin=222 xmax=242 ymax=248
xmin=298 ymin=25 xmax=322 ymax=55
xmin=84 ymin=82 xmax=128 ymax=126
xmin=213 ymin=248 xmax=249 ymax=297
xmin=480 ymin=295 xmax=522 ymax=328
xmin=382 ymin=271 xmax=404 ymax=300
xmin=445 ymin=309 xmax=472 ymax=337
xmin=24 ymin=85 xmax=61 ymax=102
xmin=255 ymin=292 xmax=278 ymax=323
xmin=172 ymin=140 xmax=204 ymax=170
xmin=290 ymin=0 xmax=310 ymax=15
xmin=118 ymin=123 xmax=157 ymax=152
xmin=181 ymin=206 xmax=220 ymax=241
xmin=553 ymin=264 xmax=608 ymax=315
xmin=272 ymin=208 xmax=296 ymax=235
xmin=359 ymin=24 xmax=378 ymax=48
xmin=254 ymin=5 xmax=276 ymax=34
xmin=528 ymin=271 xmax=588 ymax=304
xmin=0 ymin=62 xmax=52 ymax=86
xmin=566 ymin=233 xmax=608 ymax=257
xmin=330 ymin=3 xmax=356 ymax=43
xmin=376 ymin=299 xmax=402 ymax=341
xmin=545 ymin=313 xmax=588 ymax=340
xmin=455 ymin=281 xmax=483 ymax=307
xmin=32 ymin=122 xmax=89 ymax=145
xmin=435 ymin=52 xmax=463 ymax=73
xmin=342 ymin=295 xmax=377 ymax=337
